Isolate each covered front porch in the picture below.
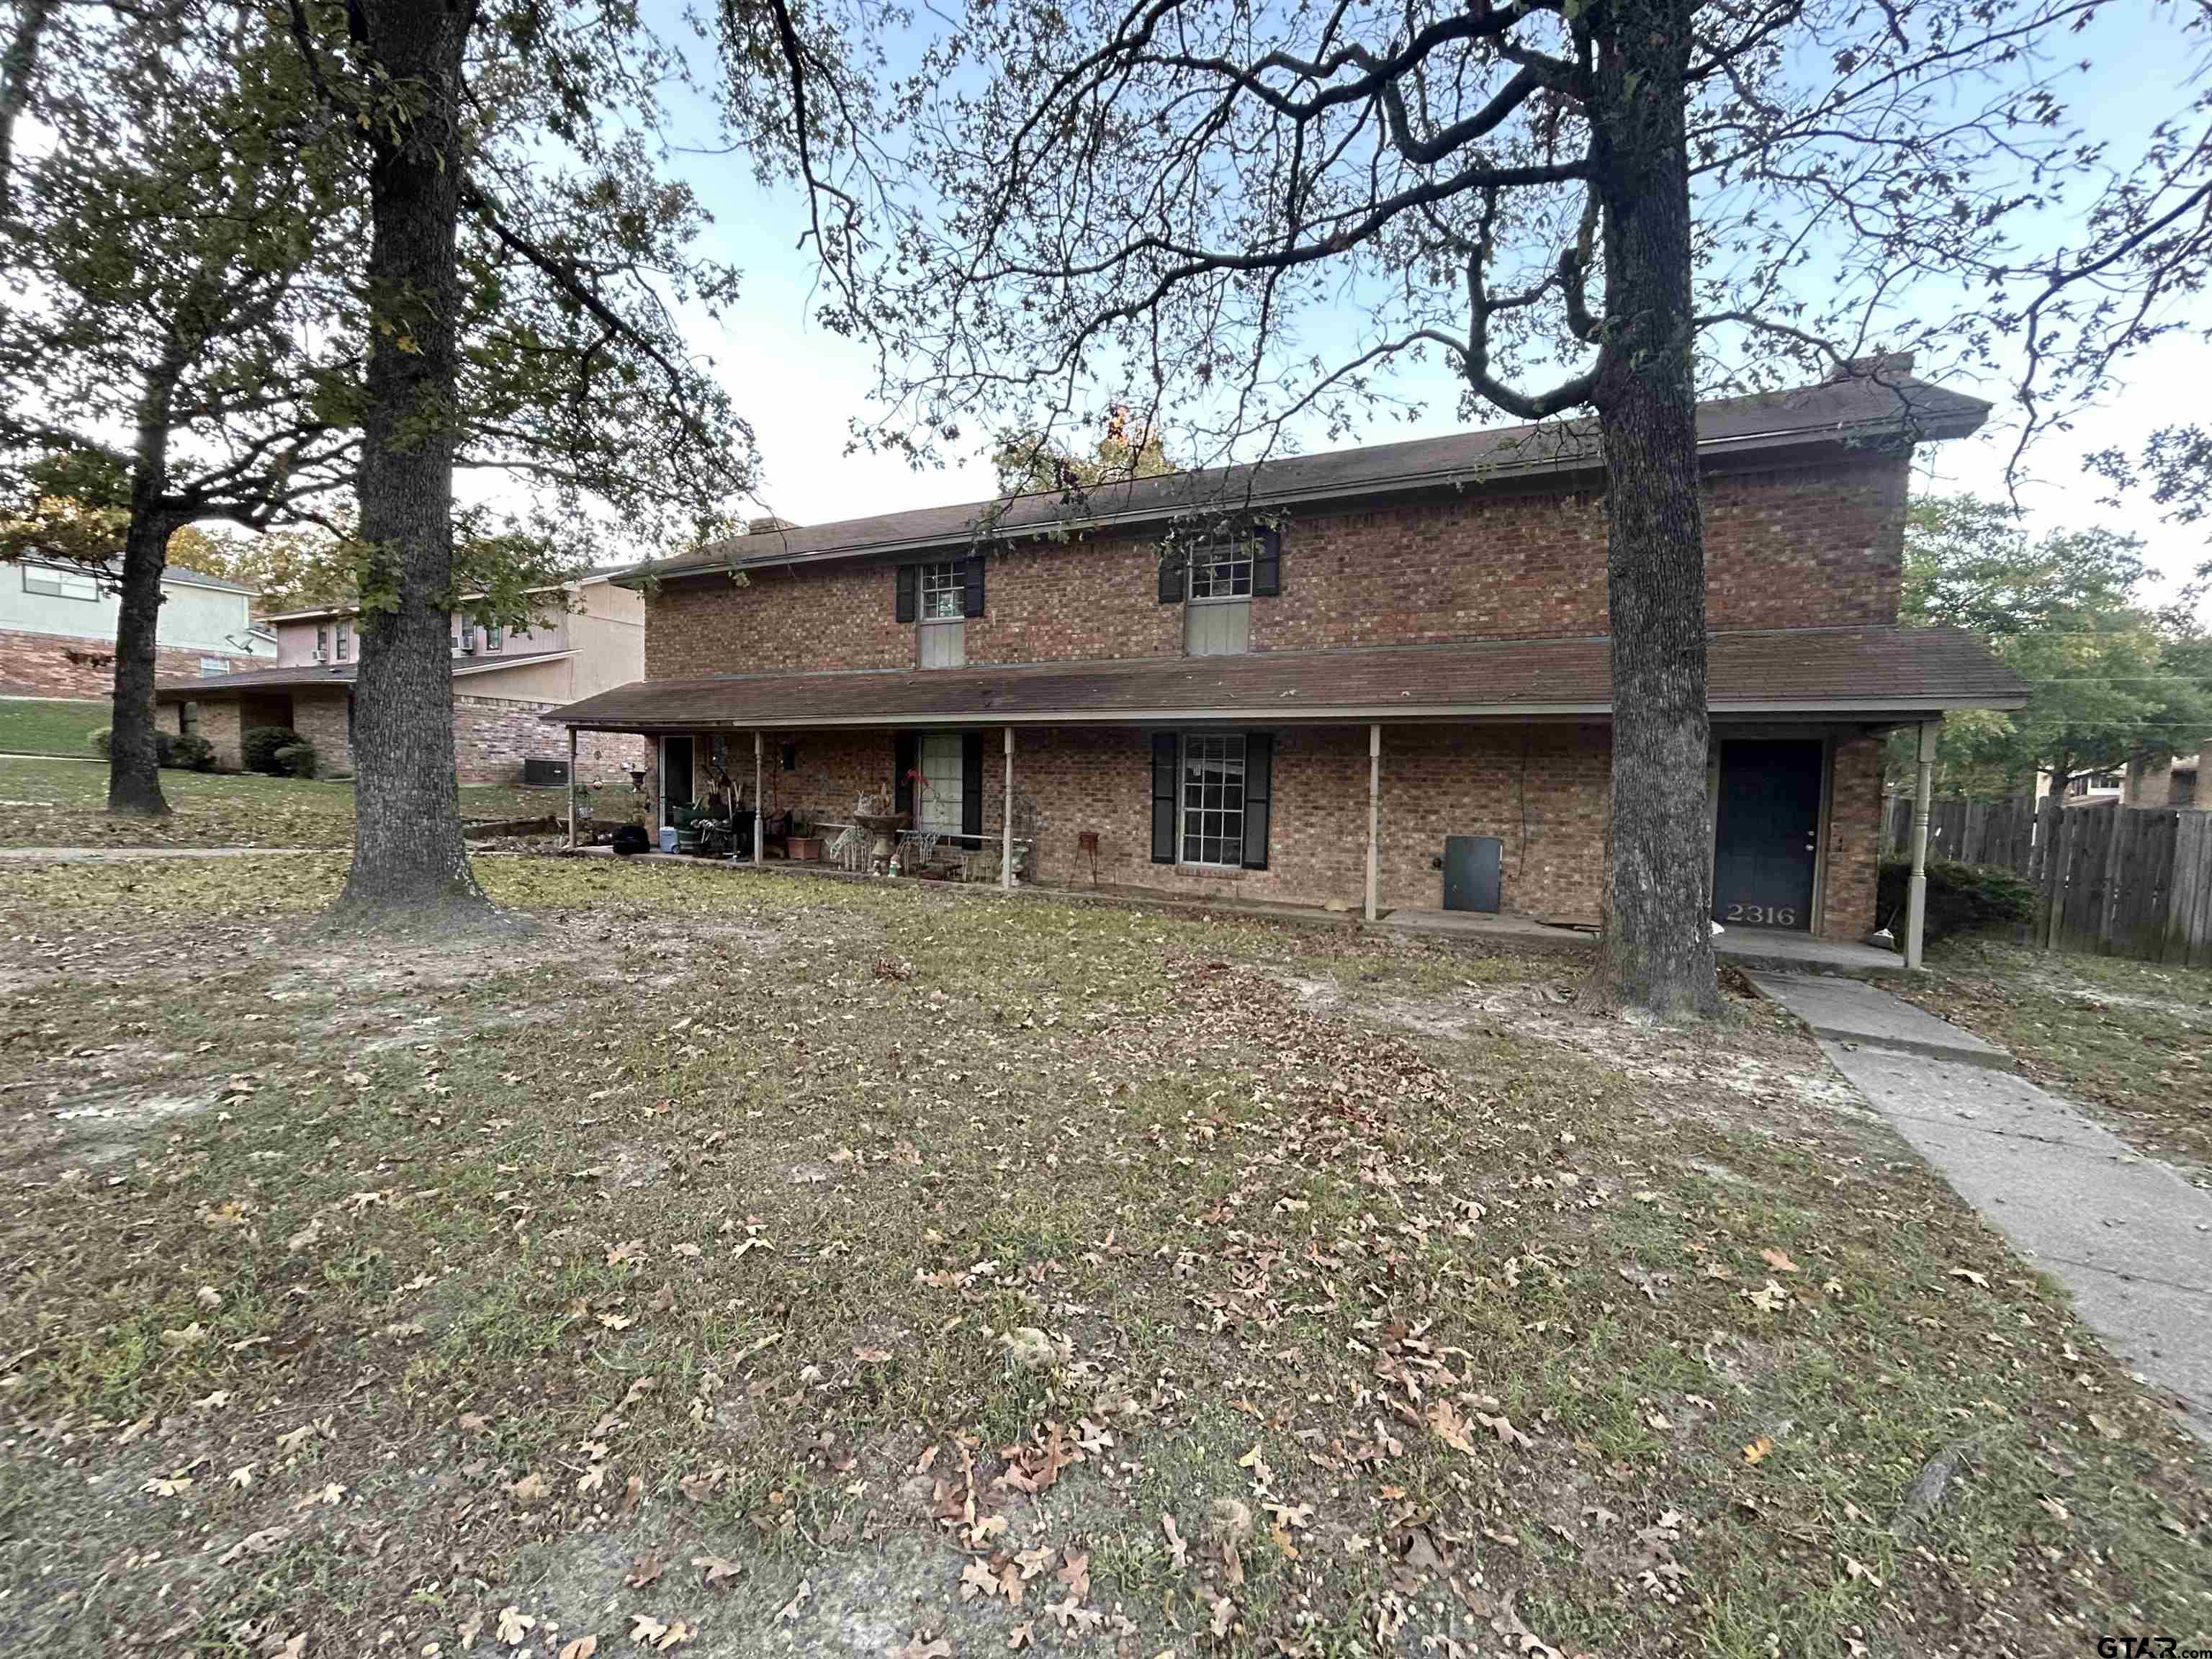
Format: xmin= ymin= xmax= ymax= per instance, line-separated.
xmin=543 ymin=626 xmax=2025 ymax=965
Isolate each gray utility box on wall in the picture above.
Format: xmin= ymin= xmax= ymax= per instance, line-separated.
xmin=523 ymin=756 xmax=570 ymax=788
xmin=1443 ymin=835 xmax=1503 ymax=913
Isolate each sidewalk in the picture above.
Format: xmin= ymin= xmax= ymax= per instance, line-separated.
xmin=1753 ymin=971 xmax=2212 ymax=1442
xmin=0 ymin=845 xmax=320 ymax=862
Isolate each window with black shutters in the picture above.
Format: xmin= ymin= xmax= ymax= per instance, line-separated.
xmin=1151 ymin=731 xmax=1272 ymax=869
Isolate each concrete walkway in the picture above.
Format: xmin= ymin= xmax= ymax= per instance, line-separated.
xmin=1385 ymin=907 xmax=1907 ymax=976
xmin=1753 ymin=971 xmax=2212 ymax=1441
xmin=0 ymin=845 xmax=320 ymax=862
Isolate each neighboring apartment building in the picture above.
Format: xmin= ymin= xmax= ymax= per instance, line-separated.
xmin=0 ymin=559 xmax=272 ymax=697
xmin=543 ymin=362 xmax=2026 ymax=940
xmin=2125 ymin=747 xmax=2203 ymax=809
xmin=153 ymin=572 xmax=647 ymax=782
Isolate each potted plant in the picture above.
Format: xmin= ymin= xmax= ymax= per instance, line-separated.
xmin=788 ymin=808 xmax=822 ymax=863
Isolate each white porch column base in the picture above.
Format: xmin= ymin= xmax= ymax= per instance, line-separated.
xmin=1905 ymin=720 xmax=1937 ymax=969
xmin=1001 ymin=726 xmax=1015 ymax=891
xmin=1364 ymin=723 xmax=1380 ymax=923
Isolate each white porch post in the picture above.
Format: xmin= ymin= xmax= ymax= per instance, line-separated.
xmin=1001 ymin=726 xmax=1015 ymax=891
xmin=753 ymin=730 xmax=765 ymax=868
xmin=1364 ymin=723 xmax=1380 ymax=923
xmin=565 ymin=727 xmax=578 ymax=849
xmin=1905 ymin=719 xmax=1937 ymax=969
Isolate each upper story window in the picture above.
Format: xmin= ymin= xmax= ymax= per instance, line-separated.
xmin=315 ymin=624 xmax=330 ymax=658
xmin=896 ymin=557 xmax=984 ymax=668
xmin=1161 ymin=528 xmax=1279 ymax=657
xmin=335 ymin=622 xmax=350 ymax=662
xmin=458 ymin=620 xmax=478 ymax=652
xmin=918 ymin=562 xmax=964 ymax=621
xmin=197 ymin=657 xmax=228 ymax=677
xmin=1187 ymin=543 xmax=1254 ymax=601
xmin=486 ymin=624 xmax=504 ymax=651
xmin=23 ymin=563 xmax=98 ymax=601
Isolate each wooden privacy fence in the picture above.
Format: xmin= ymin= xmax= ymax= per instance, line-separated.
xmin=1881 ymin=793 xmax=2212 ymax=966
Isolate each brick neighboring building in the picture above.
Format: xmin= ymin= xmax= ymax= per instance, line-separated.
xmin=152 ymin=573 xmax=648 ymax=784
xmin=1 ymin=560 xmax=271 ymax=698
xmin=545 ymin=364 xmax=2026 ymax=942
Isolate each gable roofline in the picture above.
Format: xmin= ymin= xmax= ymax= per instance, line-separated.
xmin=629 ymin=368 xmax=1990 ymax=586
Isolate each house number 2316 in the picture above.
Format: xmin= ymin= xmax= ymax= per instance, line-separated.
xmin=1725 ymin=902 xmax=1797 ymax=927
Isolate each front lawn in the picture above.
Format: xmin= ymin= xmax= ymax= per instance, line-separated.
xmin=0 ymin=754 xmax=567 ymax=848
xmin=0 ymin=697 xmax=107 ymax=757
xmin=0 ymin=858 xmax=2203 ymax=1658
xmin=1902 ymin=939 xmax=2212 ymax=1178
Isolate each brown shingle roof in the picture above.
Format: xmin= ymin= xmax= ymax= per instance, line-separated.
xmin=540 ymin=627 xmax=2022 ymax=731
xmin=153 ymin=649 xmax=574 ymax=699
xmin=641 ymin=371 xmax=1989 ymax=583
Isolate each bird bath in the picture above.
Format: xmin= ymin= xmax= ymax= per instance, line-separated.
xmin=851 ymin=811 xmax=911 ymax=873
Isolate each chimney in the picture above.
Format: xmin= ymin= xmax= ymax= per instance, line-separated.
xmin=747 ymin=515 xmax=800 ymax=534
xmin=1826 ymin=350 xmax=1915 ymax=383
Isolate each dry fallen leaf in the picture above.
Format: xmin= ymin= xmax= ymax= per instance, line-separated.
xmin=1743 ymin=1435 xmax=1774 ymax=1464
xmin=497 ymin=1604 xmax=534 ymax=1645
xmin=692 ymin=1552 xmax=741 ymax=1587
xmin=1161 ymin=1513 xmax=1190 ymax=1569
xmin=510 ymin=1472 xmax=549 ymax=1503
xmin=558 ymin=1637 xmax=600 ymax=1659
xmin=626 ymin=1551 xmax=664 ymax=1588
xmin=1761 ymin=1247 xmax=1800 ymax=1274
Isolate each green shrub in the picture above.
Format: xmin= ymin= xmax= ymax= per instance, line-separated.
xmin=90 ymin=725 xmax=207 ymax=768
xmin=241 ymin=726 xmax=302 ymax=775
xmin=1876 ymin=857 xmax=2037 ymax=943
xmin=271 ymin=739 xmax=318 ymax=779
xmin=166 ymin=733 xmax=217 ymax=772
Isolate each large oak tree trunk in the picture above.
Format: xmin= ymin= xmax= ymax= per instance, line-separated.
xmin=0 ymin=0 xmax=50 ymax=217
xmin=1585 ymin=0 xmax=1721 ymax=1018
xmin=108 ymin=379 xmax=182 ymax=819
xmin=334 ymin=0 xmax=485 ymax=916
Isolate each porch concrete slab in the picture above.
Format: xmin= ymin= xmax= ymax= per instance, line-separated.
xmin=1820 ymin=1041 xmax=2212 ymax=1440
xmin=1380 ymin=909 xmax=1907 ymax=978
xmin=1749 ymin=971 xmax=2011 ymax=1067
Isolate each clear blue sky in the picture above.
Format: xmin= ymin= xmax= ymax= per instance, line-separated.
xmin=632 ymin=0 xmax=2211 ymax=606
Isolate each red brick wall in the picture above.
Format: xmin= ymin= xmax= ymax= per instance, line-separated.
xmin=1822 ymin=735 xmax=1884 ymax=941
xmin=644 ymin=451 xmax=1910 ymax=676
xmin=453 ymin=695 xmax=647 ymax=786
xmin=683 ymin=720 xmax=1880 ymax=937
xmin=0 ymin=629 xmax=261 ymax=698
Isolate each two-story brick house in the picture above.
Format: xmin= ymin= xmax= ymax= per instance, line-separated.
xmin=544 ymin=364 xmax=2024 ymax=940
xmin=152 ymin=572 xmax=647 ymax=783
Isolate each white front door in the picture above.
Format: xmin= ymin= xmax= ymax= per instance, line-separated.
xmin=917 ymin=732 xmax=963 ymax=835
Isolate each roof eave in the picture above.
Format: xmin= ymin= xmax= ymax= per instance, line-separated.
xmin=542 ymin=693 xmax=2026 ymax=730
xmin=633 ymin=407 xmax=1987 ymax=586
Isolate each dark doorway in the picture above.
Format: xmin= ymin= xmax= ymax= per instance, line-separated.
xmin=661 ymin=735 xmax=693 ymax=828
xmin=1442 ymin=835 xmax=1503 ymax=913
xmin=1712 ymin=739 xmax=1823 ymax=932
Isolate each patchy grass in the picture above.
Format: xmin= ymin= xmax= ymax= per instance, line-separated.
xmin=1901 ymin=938 xmax=2212 ymax=1178
xmin=0 ymin=754 xmax=568 ymax=849
xmin=0 ymin=857 xmax=2206 ymax=1659
xmin=0 ymin=698 xmax=107 ymax=758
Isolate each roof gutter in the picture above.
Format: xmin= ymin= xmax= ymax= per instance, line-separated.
xmin=546 ymin=693 xmax=2024 ymax=730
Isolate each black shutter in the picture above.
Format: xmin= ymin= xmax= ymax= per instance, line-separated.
xmin=1151 ymin=732 xmax=1178 ymax=863
xmin=894 ymin=732 xmax=917 ymax=815
xmin=1252 ymin=528 xmax=1281 ymax=596
xmin=961 ymin=732 xmax=984 ymax=837
xmin=963 ymin=555 xmax=985 ymax=619
xmin=895 ymin=564 xmax=917 ymax=624
xmin=1241 ymin=732 xmax=1272 ymax=870
xmin=1156 ymin=545 xmax=1184 ymax=605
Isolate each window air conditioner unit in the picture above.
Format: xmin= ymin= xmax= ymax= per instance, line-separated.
xmin=462 ymin=641 xmax=476 ymax=655
xmin=312 ymin=648 xmax=327 ymax=662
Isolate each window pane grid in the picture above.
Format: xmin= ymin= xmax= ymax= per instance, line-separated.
xmin=919 ymin=561 xmax=963 ymax=620
xmin=1187 ymin=545 xmax=1253 ymax=600
xmin=1179 ymin=733 xmax=1246 ymax=866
